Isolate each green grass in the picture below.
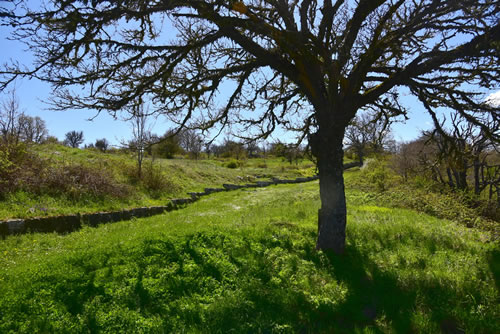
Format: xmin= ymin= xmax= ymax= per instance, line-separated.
xmin=0 ymin=143 xmax=316 ymax=219
xmin=1 ymin=173 xmax=498 ymax=333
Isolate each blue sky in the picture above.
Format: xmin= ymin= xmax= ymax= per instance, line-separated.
xmin=1 ymin=7 xmax=497 ymax=147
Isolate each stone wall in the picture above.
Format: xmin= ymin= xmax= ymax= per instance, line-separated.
xmin=0 ymin=171 xmax=350 ymax=239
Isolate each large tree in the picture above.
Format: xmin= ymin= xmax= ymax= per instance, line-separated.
xmin=1 ymin=1 xmax=499 ymax=253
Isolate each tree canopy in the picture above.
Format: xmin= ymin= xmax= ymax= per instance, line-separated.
xmin=1 ymin=0 xmax=499 ymax=253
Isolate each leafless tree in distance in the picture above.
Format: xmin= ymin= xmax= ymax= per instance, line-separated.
xmin=64 ymin=130 xmax=84 ymax=148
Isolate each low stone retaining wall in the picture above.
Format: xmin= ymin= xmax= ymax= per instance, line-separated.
xmin=0 ymin=167 xmax=357 ymax=239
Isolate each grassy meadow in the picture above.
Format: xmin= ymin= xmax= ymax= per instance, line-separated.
xmin=0 ymin=143 xmax=315 ymax=220
xmin=0 ymin=167 xmax=498 ymax=333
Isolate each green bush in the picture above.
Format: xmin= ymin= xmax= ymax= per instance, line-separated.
xmin=361 ymin=159 xmax=393 ymax=192
xmin=226 ymin=160 xmax=238 ymax=169
xmin=350 ymin=156 xmax=499 ymax=231
xmin=0 ymin=142 xmax=41 ymax=198
xmin=141 ymin=163 xmax=178 ymax=198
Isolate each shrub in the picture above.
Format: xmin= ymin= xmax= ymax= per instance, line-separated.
xmin=37 ymin=164 xmax=131 ymax=200
xmin=141 ymin=163 xmax=178 ymax=198
xmin=42 ymin=136 xmax=60 ymax=145
xmin=0 ymin=141 xmax=130 ymax=201
xmin=226 ymin=160 xmax=238 ymax=169
xmin=285 ymin=164 xmax=299 ymax=170
xmin=0 ymin=142 xmax=39 ymax=198
xmin=94 ymin=138 xmax=109 ymax=152
xmin=360 ymin=159 xmax=393 ymax=192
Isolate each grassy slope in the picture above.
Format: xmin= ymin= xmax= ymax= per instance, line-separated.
xmin=0 ymin=170 xmax=498 ymax=333
xmin=0 ymin=143 xmax=315 ymax=220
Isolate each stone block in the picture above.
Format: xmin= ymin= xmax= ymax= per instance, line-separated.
xmin=24 ymin=217 xmax=52 ymax=233
xmin=56 ymin=215 xmax=81 ymax=233
xmin=120 ymin=210 xmax=133 ymax=221
xmin=256 ymin=181 xmax=272 ymax=187
xmin=222 ymin=184 xmax=241 ymax=190
xmin=171 ymin=198 xmax=189 ymax=206
xmin=0 ymin=221 xmax=8 ymax=239
xmin=187 ymin=192 xmax=201 ymax=200
xmin=82 ymin=212 xmax=111 ymax=227
xmin=295 ymin=177 xmax=308 ymax=182
xmin=150 ymin=206 xmax=165 ymax=215
xmin=110 ymin=211 xmax=123 ymax=222
xmin=24 ymin=215 xmax=80 ymax=234
xmin=165 ymin=202 xmax=175 ymax=211
xmin=6 ymin=219 xmax=25 ymax=235
xmin=343 ymin=161 xmax=362 ymax=169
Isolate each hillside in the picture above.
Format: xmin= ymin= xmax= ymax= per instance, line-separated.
xmin=0 ymin=143 xmax=315 ymax=220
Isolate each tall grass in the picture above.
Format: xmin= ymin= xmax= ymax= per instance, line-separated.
xmin=0 ymin=180 xmax=498 ymax=333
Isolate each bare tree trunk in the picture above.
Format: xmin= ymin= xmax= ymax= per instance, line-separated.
xmin=357 ymin=148 xmax=364 ymax=166
xmin=452 ymin=168 xmax=460 ymax=189
xmin=496 ymin=186 xmax=500 ymax=208
xmin=451 ymin=168 xmax=467 ymax=190
xmin=433 ymin=166 xmax=445 ymax=184
xmin=446 ymin=168 xmax=455 ymax=188
xmin=473 ymin=158 xmax=481 ymax=195
xmin=459 ymin=164 xmax=468 ymax=190
xmin=137 ymin=150 xmax=143 ymax=179
xmin=314 ymin=126 xmax=347 ymax=254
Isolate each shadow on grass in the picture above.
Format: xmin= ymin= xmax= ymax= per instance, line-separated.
xmin=118 ymin=231 xmax=470 ymax=332
xmin=3 ymin=229 xmax=494 ymax=333
xmin=319 ymin=247 xmax=415 ymax=333
xmin=488 ymin=247 xmax=500 ymax=292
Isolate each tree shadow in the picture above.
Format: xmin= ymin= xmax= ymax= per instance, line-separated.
xmin=10 ymin=230 xmax=494 ymax=333
xmin=213 ymin=228 xmax=474 ymax=333
xmin=318 ymin=246 xmax=416 ymax=333
xmin=487 ymin=247 xmax=500 ymax=292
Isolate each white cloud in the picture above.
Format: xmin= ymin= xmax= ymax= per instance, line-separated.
xmin=485 ymin=90 xmax=500 ymax=107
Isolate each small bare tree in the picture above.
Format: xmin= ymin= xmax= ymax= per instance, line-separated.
xmin=0 ymin=88 xmax=23 ymax=146
xmin=64 ymin=131 xmax=84 ymax=148
xmin=126 ymin=103 xmax=153 ymax=179
xmin=178 ymin=129 xmax=204 ymax=160
xmin=245 ymin=141 xmax=260 ymax=158
xmin=1 ymin=89 xmax=48 ymax=145
xmin=426 ymin=113 xmax=499 ymax=192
